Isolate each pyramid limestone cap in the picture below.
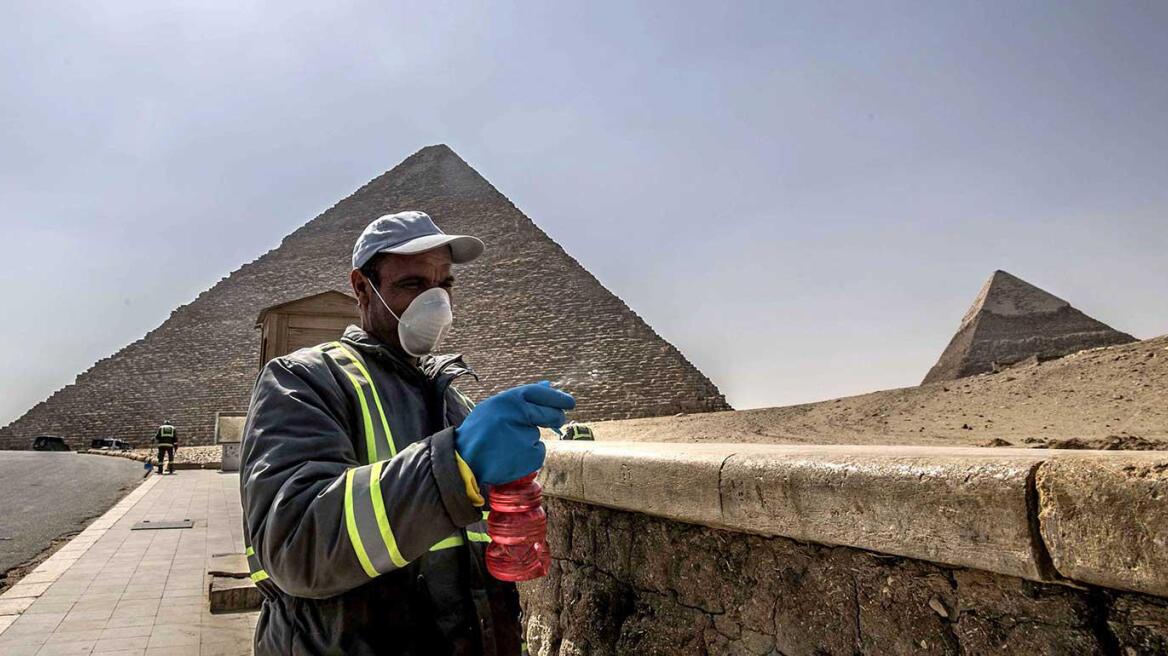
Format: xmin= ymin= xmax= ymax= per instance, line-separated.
xmin=959 ymin=270 xmax=1068 ymax=327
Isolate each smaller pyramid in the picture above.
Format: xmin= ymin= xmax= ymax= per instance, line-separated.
xmin=922 ymin=270 xmax=1136 ymax=384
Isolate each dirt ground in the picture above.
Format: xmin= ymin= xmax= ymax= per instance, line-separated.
xmin=584 ymin=334 xmax=1168 ymax=450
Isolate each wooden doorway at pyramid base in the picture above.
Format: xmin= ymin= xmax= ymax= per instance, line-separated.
xmin=255 ymin=291 xmax=359 ymax=368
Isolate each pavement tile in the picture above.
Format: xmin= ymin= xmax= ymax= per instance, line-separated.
xmin=116 ymin=589 xmax=163 ymax=602
xmin=51 ymin=622 xmax=109 ymax=637
xmin=34 ymin=639 xmax=97 ymax=655
xmin=0 ymin=596 xmax=37 ymax=614
xmin=69 ymin=593 xmax=122 ymax=606
xmin=103 ymin=615 xmax=156 ymax=629
xmin=63 ymin=608 xmax=115 ymax=621
xmin=98 ymin=625 xmax=153 ymax=640
xmin=23 ymin=601 xmax=76 ymax=615
xmin=0 ymin=623 xmax=53 ymax=641
xmin=46 ymin=627 xmax=105 ymax=642
xmin=19 ymin=572 xmax=65 ymax=585
xmin=91 ymin=637 xmax=148 ymax=654
xmin=147 ymin=623 xmax=200 ymax=648
xmin=145 ymin=646 xmax=199 ymax=656
xmin=111 ymin=600 xmax=159 ymax=615
xmin=2 ymin=643 xmax=43 ymax=656
xmin=5 ymin=582 xmax=53 ymax=598
xmin=8 ymin=612 xmax=66 ymax=631
xmin=199 ymin=641 xmax=251 ymax=656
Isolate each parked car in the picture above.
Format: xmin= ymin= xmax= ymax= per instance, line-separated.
xmin=90 ymin=437 xmax=133 ymax=451
xmin=32 ymin=435 xmax=70 ymax=451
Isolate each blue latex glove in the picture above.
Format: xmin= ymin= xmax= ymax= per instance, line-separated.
xmin=454 ymin=381 xmax=576 ymax=486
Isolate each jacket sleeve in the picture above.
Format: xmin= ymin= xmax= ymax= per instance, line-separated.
xmin=240 ymin=355 xmax=482 ymax=599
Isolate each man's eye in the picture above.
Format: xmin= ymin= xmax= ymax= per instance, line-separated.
xmin=397 ymin=281 xmax=421 ymax=289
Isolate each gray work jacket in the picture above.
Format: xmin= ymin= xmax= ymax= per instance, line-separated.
xmin=240 ymin=325 xmax=520 ymax=656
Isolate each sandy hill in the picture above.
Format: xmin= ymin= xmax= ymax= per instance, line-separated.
xmin=587 ymin=334 xmax=1168 ymax=449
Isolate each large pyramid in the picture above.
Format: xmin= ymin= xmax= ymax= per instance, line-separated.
xmin=922 ymin=270 xmax=1136 ymax=384
xmin=0 ymin=146 xmax=729 ymax=449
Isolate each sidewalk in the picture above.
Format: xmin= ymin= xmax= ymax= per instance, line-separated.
xmin=0 ymin=470 xmax=257 ymax=656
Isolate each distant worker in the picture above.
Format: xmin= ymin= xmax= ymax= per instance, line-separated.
xmin=240 ymin=211 xmax=575 ymax=655
xmin=154 ymin=419 xmax=177 ymax=475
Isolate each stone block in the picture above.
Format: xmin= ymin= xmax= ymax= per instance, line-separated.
xmin=208 ymin=576 xmax=262 ymax=614
xmin=569 ymin=442 xmax=731 ymax=527
xmin=539 ymin=442 xmax=587 ymax=500
xmin=1036 ymin=454 xmax=1168 ymax=596
xmin=719 ymin=445 xmax=1051 ymax=581
xmin=207 ymin=554 xmax=249 ymax=579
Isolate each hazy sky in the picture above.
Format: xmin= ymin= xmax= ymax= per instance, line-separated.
xmin=2 ymin=1 xmax=1166 ymax=425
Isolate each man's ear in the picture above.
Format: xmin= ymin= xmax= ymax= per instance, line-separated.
xmin=350 ymin=269 xmax=369 ymax=308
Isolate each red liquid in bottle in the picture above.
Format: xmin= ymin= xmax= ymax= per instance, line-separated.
xmin=485 ymin=472 xmax=551 ymax=581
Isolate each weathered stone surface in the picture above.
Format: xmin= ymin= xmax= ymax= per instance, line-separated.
xmin=719 ymin=446 xmax=1049 ymax=581
xmin=539 ymin=442 xmax=587 ymax=500
xmin=207 ymin=553 xmax=249 ymax=578
xmin=948 ymin=569 xmax=1102 ymax=654
xmin=1107 ymin=593 xmax=1168 ymax=654
xmin=923 ymin=270 xmax=1136 ymax=384
xmin=544 ymin=442 xmax=1168 ymax=594
xmin=208 ymin=575 xmax=262 ymax=614
xmin=523 ymin=500 xmax=1166 ymax=655
xmin=577 ymin=443 xmax=731 ymax=527
xmin=0 ymin=145 xmax=729 ymax=450
xmin=545 ymin=442 xmax=1066 ymax=581
xmin=1037 ymin=455 xmax=1168 ymax=597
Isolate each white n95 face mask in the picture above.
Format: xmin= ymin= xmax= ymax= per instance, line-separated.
xmin=367 ymin=280 xmax=453 ymax=357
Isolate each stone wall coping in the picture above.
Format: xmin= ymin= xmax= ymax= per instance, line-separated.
xmin=541 ymin=441 xmax=1168 ymax=598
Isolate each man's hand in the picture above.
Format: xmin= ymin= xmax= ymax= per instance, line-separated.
xmin=454 ymin=382 xmax=576 ymax=486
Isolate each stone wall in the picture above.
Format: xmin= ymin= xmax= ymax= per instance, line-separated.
xmin=522 ymin=441 xmax=1168 ymax=654
xmin=0 ymin=146 xmax=728 ymax=449
xmin=522 ymin=499 xmax=1168 ymax=655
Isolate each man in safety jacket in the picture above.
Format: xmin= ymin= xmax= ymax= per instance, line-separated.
xmin=240 ymin=211 xmax=574 ymax=655
xmin=154 ymin=420 xmax=177 ymax=474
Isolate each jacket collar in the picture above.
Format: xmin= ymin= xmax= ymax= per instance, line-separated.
xmin=340 ymin=325 xmax=475 ymax=384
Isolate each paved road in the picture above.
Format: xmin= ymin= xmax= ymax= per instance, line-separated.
xmin=0 ymin=451 xmax=145 ymax=578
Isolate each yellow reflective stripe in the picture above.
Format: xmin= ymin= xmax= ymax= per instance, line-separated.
xmin=329 ymin=344 xmax=379 ymax=463
xmin=429 ymin=529 xmax=490 ymax=552
xmin=344 ymin=468 xmax=378 ymax=578
xmin=250 ymin=570 xmax=269 ymax=583
xmin=455 ymin=453 xmax=484 ymax=506
xmin=335 ymin=343 xmax=397 ymax=457
xmin=245 ymin=546 xmax=254 ymax=556
xmin=429 ymin=535 xmax=465 ymax=551
xmin=368 ymin=461 xmax=407 ymax=568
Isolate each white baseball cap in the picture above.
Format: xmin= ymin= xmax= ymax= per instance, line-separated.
xmin=352 ymin=211 xmax=484 ymax=269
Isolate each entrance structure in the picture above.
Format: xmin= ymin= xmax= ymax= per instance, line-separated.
xmin=255 ymin=291 xmax=359 ymax=367
xmin=0 ymin=145 xmax=729 ymax=449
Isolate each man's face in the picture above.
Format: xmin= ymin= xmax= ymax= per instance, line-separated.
xmin=350 ymin=247 xmax=454 ymax=349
